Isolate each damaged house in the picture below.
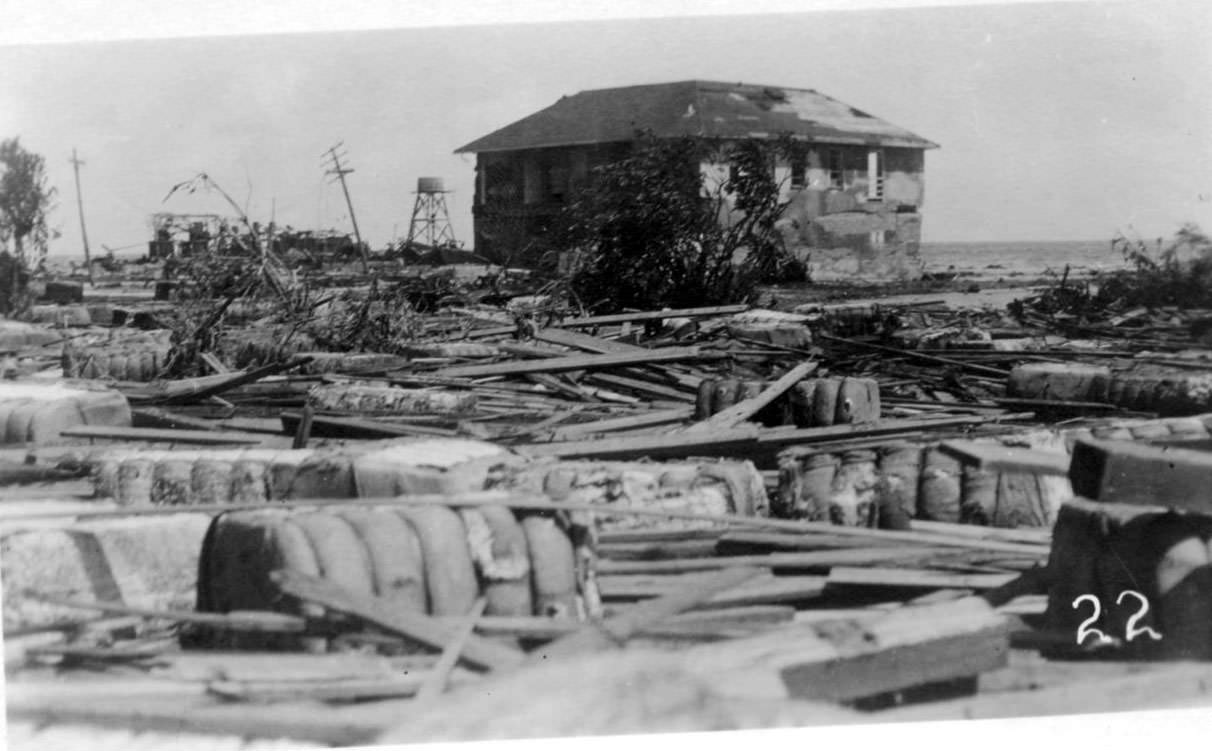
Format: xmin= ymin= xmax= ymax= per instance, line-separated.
xmin=456 ymin=80 xmax=938 ymax=281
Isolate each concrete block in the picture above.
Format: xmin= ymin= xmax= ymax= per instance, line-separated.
xmin=1069 ymin=438 xmax=1212 ymax=511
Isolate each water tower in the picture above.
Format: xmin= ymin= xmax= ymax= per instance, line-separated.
xmin=404 ymin=177 xmax=456 ymax=248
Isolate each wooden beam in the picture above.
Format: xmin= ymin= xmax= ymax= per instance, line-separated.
xmin=826 ymin=566 xmax=1017 ymax=590
xmin=57 ymin=426 xmax=264 ymax=445
xmin=683 ymin=360 xmax=817 ymax=432
xmin=434 ymin=347 xmax=719 ymax=379
xmin=533 ymin=567 xmax=763 ymax=660
xmin=516 ymin=425 xmax=762 ymax=461
xmin=271 ymin=569 xmax=524 ymax=673
xmin=533 ymin=327 xmax=645 ymax=354
xmin=551 ymin=406 xmax=695 ymax=439
xmin=415 ymin=598 xmax=487 ymax=701
xmin=554 ymin=305 xmax=749 ymax=328
xmin=683 ymin=596 xmax=1009 ymax=703
xmin=597 ymin=547 xmax=953 ymax=576
xmin=938 ymin=439 xmax=1071 ymax=476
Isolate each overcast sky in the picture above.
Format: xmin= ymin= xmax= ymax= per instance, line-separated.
xmin=2 ymin=0 xmax=1209 ymax=257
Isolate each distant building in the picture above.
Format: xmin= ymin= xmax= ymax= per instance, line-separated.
xmin=455 ymin=80 xmax=938 ymax=281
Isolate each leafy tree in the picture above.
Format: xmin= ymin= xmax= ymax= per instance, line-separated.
xmin=0 ymin=137 xmax=56 ymax=268
xmin=558 ymin=132 xmax=802 ymax=313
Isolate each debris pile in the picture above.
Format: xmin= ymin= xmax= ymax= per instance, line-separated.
xmin=6 ymin=257 xmax=1212 ymax=747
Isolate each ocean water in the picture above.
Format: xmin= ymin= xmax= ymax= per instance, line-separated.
xmin=919 ymin=240 xmax=1131 ymax=278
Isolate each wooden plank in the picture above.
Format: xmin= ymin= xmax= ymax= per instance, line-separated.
xmin=433 ymin=347 xmax=717 ymax=379
xmin=532 ymin=567 xmax=763 ymax=660
xmin=817 ymin=333 xmax=1011 ymax=378
xmin=684 ymin=360 xmax=818 ymax=432
xmin=131 ymin=407 xmax=220 ymax=432
xmin=938 ymin=439 xmax=1070 ymax=476
xmin=909 ymin=519 xmax=1051 ymax=546
xmin=429 ymin=607 xmax=793 ymax=640
xmin=157 ymin=356 xmax=312 ymax=405
xmin=57 ymin=425 xmax=265 ymax=445
xmin=280 ymin=412 xmax=458 ymax=439
xmin=600 ymin=573 xmax=827 ymax=608
xmin=207 ymin=676 xmax=426 ymax=703
xmin=6 ymin=491 xmax=1051 ymax=557
xmin=597 ymin=547 xmax=953 ymax=576
xmin=552 ymin=406 xmax=695 ymax=439
xmin=20 ymin=591 xmax=307 ymax=632
xmin=554 ymin=305 xmax=749 ymax=328
xmin=5 ymin=681 xmax=403 ymax=746
xmin=517 ymin=425 xmax=761 ymax=461
xmin=198 ymin=351 xmax=232 ymax=374
xmin=826 ymin=566 xmax=1017 ymax=590
xmin=415 ymin=597 xmax=487 ymax=701
xmin=272 ymin=569 xmax=524 ymax=673
xmin=715 ymin=531 xmax=895 ymax=552
xmin=533 ymin=327 xmax=646 ymax=354
xmin=683 ymin=596 xmax=1010 ymax=703
xmin=0 ymin=462 xmax=84 ymax=486
xmin=758 ymin=415 xmax=1002 ymax=447
xmin=582 ymin=372 xmax=696 ymax=402
xmin=596 ymin=538 xmax=720 ymax=561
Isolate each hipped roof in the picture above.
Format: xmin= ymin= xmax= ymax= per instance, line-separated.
xmin=456 ymin=80 xmax=938 ymax=154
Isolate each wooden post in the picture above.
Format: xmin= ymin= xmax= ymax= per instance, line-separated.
xmin=69 ymin=148 xmax=95 ymax=284
xmin=324 ymin=143 xmax=370 ymax=274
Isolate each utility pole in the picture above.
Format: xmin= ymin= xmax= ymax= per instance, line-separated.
xmin=69 ymin=148 xmax=95 ymax=284
xmin=322 ymin=142 xmax=369 ymax=273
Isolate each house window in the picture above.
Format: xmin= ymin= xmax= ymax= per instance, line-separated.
xmin=828 ymin=150 xmax=844 ymax=189
xmin=790 ymin=151 xmax=807 ymax=190
xmin=546 ymin=164 xmax=570 ymax=203
xmin=867 ymin=149 xmax=885 ymax=201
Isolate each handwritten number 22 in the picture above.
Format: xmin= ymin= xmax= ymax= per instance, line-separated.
xmin=1072 ymin=590 xmax=1163 ymax=646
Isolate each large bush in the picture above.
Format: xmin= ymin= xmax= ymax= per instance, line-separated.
xmin=559 ymin=133 xmax=803 ymax=312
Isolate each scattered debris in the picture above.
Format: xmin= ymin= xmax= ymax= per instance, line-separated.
xmin=6 ymin=233 xmax=1212 ymax=745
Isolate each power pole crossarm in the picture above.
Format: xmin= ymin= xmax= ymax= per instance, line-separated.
xmin=69 ymin=148 xmax=95 ymax=284
xmin=323 ymin=143 xmax=370 ymax=274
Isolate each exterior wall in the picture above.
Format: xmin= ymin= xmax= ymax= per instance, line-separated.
xmin=472 ymin=144 xmax=628 ymax=264
xmin=705 ymin=143 xmax=927 ymax=282
xmin=471 ymin=140 xmax=928 ymax=279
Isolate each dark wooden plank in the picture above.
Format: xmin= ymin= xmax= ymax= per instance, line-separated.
xmin=280 ymin=412 xmax=458 ymax=439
